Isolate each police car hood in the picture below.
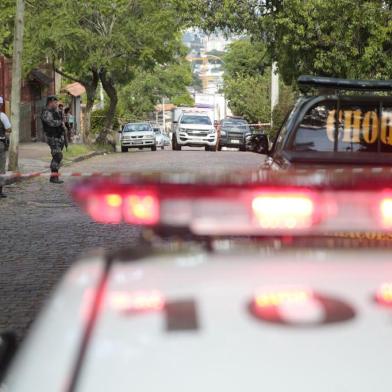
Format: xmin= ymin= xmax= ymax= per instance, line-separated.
xmin=8 ymin=248 xmax=392 ymax=392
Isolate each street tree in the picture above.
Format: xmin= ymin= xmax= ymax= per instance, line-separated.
xmin=118 ymin=58 xmax=194 ymax=121
xmin=182 ymin=0 xmax=392 ymax=84
xmin=222 ymin=39 xmax=271 ymax=123
xmin=25 ymin=0 xmax=186 ymax=144
xmin=0 ymin=0 xmax=16 ymax=56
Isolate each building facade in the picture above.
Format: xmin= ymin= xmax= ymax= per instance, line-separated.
xmin=0 ymin=56 xmax=56 ymax=142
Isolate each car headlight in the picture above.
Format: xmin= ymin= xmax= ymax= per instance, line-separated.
xmin=220 ymin=130 xmax=227 ymax=136
xmin=208 ymin=128 xmax=216 ymax=134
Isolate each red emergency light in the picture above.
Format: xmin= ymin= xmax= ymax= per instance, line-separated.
xmin=71 ymin=175 xmax=392 ymax=236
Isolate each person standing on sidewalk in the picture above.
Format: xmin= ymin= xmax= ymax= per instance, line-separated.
xmin=0 ymin=96 xmax=12 ymax=198
xmin=41 ymin=96 xmax=67 ymax=184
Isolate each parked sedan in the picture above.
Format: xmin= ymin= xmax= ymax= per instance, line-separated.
xmin=120 ymin=122 xmax=157 ymax=152
xmin=153 ymin=127 xmax=169 ymax=150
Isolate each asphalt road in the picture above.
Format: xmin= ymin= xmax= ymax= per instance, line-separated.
xmin=0 ymin=149 xmax=264 ymax=339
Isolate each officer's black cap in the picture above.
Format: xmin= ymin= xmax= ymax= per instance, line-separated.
xmin=46 ymin=95 xmax=58 ymax=104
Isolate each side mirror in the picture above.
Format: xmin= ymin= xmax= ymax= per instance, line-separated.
xmin=0 ymin=331 xmax=17 ymax=382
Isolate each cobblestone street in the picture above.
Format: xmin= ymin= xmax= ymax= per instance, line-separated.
xmin=0 ymin=149 xmax=263 ymax=339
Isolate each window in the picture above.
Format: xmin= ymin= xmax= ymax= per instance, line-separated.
xmin=181 ymin=115 xmax=212 ymax=125
xmin=292 ymin=101 xmax=390 ymax=153
xmin=381 ymin=107 xmax=392 ymax=153
xmin=124 ymin=123 xmax=151 ymax=132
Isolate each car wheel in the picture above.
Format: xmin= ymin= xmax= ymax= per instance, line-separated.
xmin=239 ymin=145 xmax=246 ymax=152
xmin=218 ymin=145 xmax=222 ymax=151
xmin=161 ymin=146 xmax=164 ymax=150
xmin=172 ymin=137 xmax=181 ymax=151
xmin=121 ymin=146 xmax=128 ymax=153
xmin=151 ymin=145 xmax=157 ymax=151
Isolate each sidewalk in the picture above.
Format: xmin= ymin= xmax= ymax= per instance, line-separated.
xmin=4 ymin=142 xmax=104 ymax=184
xmin=11 ymin=142 xmax=52 ymax=174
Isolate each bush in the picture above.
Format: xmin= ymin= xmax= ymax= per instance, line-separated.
xmin=271 ymin=84 xmax=297 ymax=135
xmin=90 ymin=108 xmax=120 ymax=135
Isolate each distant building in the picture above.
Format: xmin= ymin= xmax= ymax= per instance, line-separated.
xmin=183 ymin=29 xmax=232 ymax=95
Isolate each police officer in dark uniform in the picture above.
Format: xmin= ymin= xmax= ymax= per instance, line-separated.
xmin=41 ymin=96 xmax=68 ymax=184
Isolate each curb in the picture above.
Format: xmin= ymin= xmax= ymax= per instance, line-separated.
xmin=4 ymin=150 xmax=107 ymax=185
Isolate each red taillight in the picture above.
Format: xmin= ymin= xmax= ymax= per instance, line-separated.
xmin=380 ymin=197 xmax=392 ymax=229
xmin=252 ymin=192 xmax=315 ymax=230
xmin=85 ymin=190 xmax=159 ymax=225
xmin=110 ymin=290 xmax=165 ymax=312
xmin=375 ymin=283 xmax=392 ymax=307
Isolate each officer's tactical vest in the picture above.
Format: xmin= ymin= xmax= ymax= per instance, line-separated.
xmin=41 ymin=109 xmax=63 ymax=138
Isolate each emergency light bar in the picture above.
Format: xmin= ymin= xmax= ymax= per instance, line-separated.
xmin=71 ymin=174 xmax=392 ymax=236
xmin=298 ymin=75 xmax=392 ymax=92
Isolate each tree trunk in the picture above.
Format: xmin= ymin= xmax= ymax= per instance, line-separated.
xmin=82 ymin=69 xmax=99 ymax=143
xmin=8 ymin=0 xmax=25 ymax=171
xmin=97 ymin=69 xmax=117 ymax=146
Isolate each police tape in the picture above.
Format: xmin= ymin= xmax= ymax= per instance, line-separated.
xmin=1 ymin=171 xmax=121 ymax=182
xmin=90 ymin=115 xmax=271 ymax=129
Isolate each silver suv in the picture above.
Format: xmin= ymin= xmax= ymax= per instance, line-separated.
xmin=120 ymin=122 xmax=157 ymax=152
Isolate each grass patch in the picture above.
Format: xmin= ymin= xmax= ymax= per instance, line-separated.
xmin=63 ymin=144 xmax=94 ymax=160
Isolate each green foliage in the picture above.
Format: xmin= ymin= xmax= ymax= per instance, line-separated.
xmin=118 ymin=59 xmax=194 ymax=120
xmin=186 ymin=0 xmax=392 ymax=83
xmin=272 ymin=0 xmax=392 ymax=83
xmin=223 ymin=39 xmax=271 ymax=124
xmin=223 ymin=39 xmax=270 ymax=123
xmin=63 ymin=144 xmax=93 ymax=160
xmin=223 ymin=39 xmax=296 ymax=126
xmin=224 ymin=74 xmax=271 ymax=124
xmin=223 ymin=39 xmax=269 ymax=78
xmin=22 ymin=0 xmax=188 ymax=143
xmin=272 ymin=84 xmax=296 ymax=133
xmin=90 ymin=108 xmax=120 ymax=134
xmin=0 ymin=0 xmax=15 ymax=56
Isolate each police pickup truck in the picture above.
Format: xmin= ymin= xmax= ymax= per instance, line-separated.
xmin=263 ymin=75 xmax=392 ymax=169
xmin=172 ymin=109 xmax=217 ymax=151
xmin=2 ymin=167 xmax=392 ymax=392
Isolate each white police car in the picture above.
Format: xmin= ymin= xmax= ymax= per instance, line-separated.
xmin=1 ymin=169 xmax=392 ymax=391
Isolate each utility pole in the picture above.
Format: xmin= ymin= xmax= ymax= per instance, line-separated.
xmin=270 ymin=62 xmax=279 ymax=129
xmin=162 ymin=97 xmax=166 ymax=132
xmin=8 ymin=0 xmax=25 ymax=171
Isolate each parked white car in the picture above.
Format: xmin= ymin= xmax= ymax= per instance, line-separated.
xmin=153 ymin=127 xmax=170 ymax=150
xmin=120 ymin=122 xmax=157 ymax=152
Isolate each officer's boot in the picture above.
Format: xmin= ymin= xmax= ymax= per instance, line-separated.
xmin=0 ymin=186 xmax=6 ymax=198
xmin=50 ymin=173 xmax=64 ymax=184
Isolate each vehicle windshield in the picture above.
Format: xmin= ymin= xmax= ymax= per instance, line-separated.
xmin=292 ymin=100 xmax=392 ymax=154
xmin=222 ymin=119 xmax=250 ymax=131
xmin=181 ymin=115 xmax=212 ymax=125
xmin=124 ymin=123 xmax=151 ymax=132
